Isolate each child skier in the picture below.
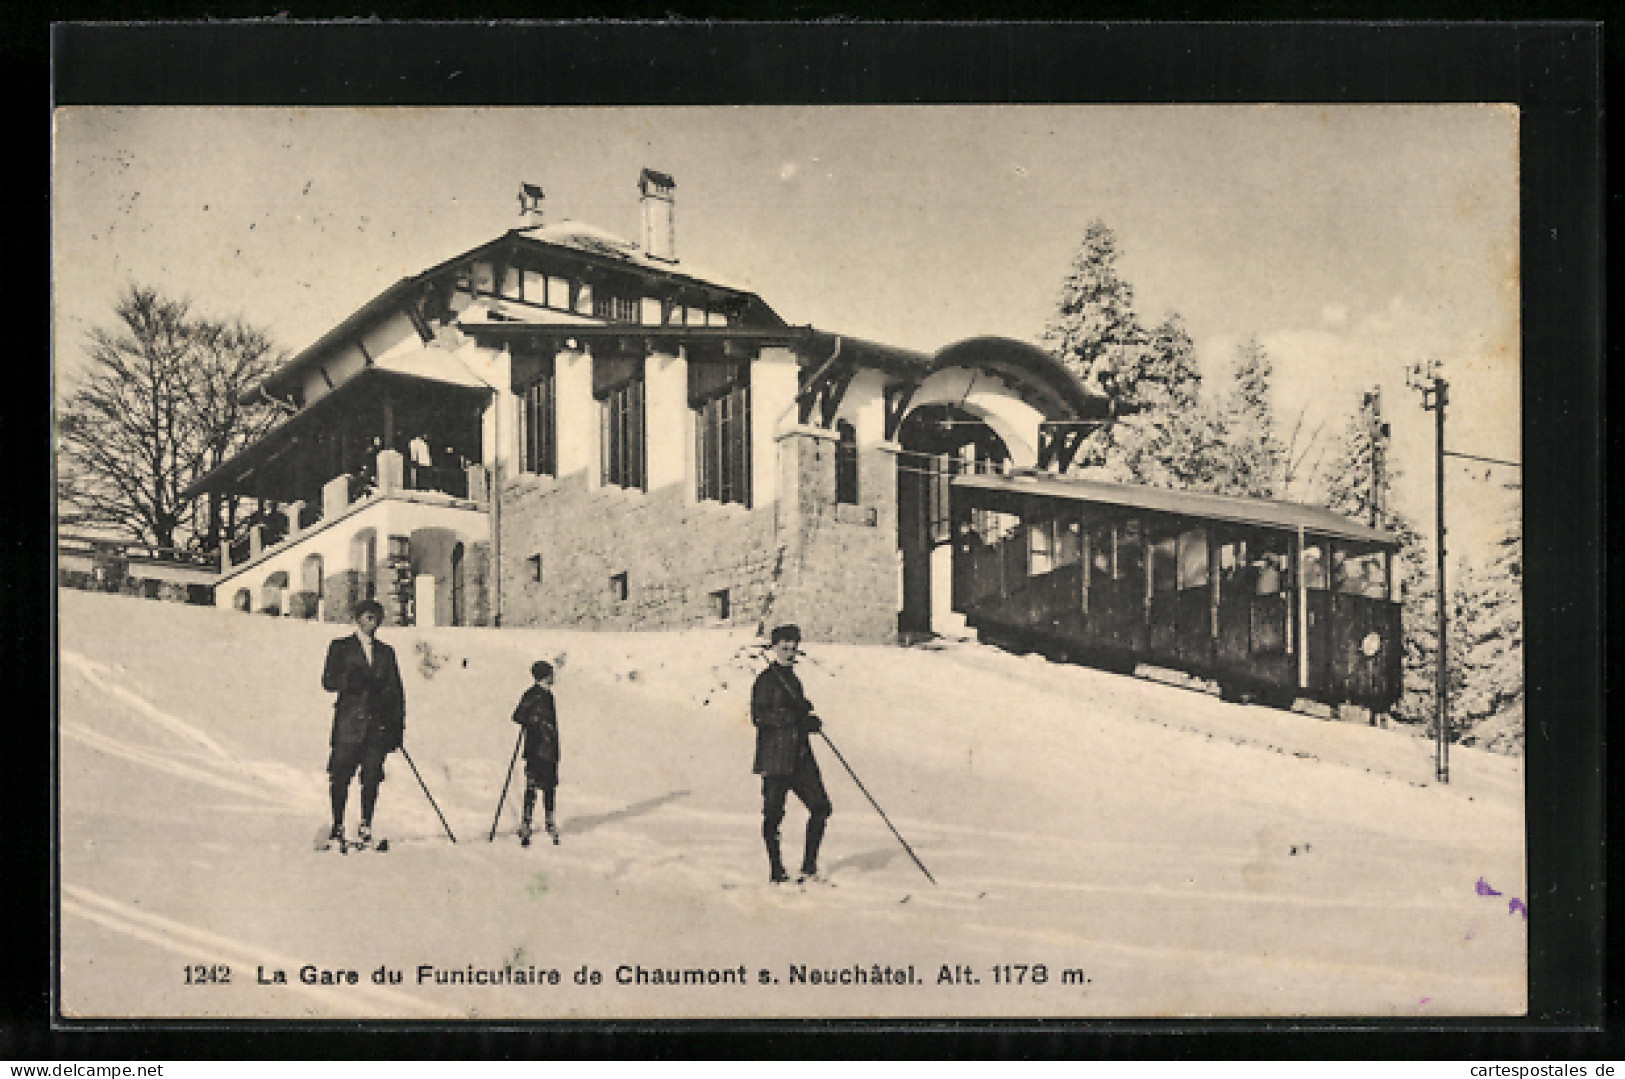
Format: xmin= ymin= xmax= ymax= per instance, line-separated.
xmin=512 ymin=660 xmax=561 ymax=846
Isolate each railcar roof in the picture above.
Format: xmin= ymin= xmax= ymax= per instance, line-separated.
xmin=954 ymin=472 xmax=1398 ymax=548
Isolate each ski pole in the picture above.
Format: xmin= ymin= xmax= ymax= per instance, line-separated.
xmin=400 ymin=746 xmax=458 ymax=843
xmin=816 ymin=730 xmax=936 ymax=886
xmin=488 ymin=729 xmax=524 ymax=842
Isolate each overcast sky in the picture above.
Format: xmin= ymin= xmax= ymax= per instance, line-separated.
xmin=52 ymin=105 xmax=1521 ymax=560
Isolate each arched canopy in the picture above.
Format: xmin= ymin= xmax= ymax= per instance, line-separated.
xmin=928 ymin=337 xmax=1107 ymax=422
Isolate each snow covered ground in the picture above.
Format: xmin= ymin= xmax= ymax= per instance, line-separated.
xmin=57 ymin=589 xmax=1526 ymax=1020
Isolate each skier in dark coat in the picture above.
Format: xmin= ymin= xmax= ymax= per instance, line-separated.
xmin=321 ymin=599 xmax=405 ymax=849
xmin=752 ymin=624 xmax=832 ymax=884
xmin=512 ymin=659 xmax=561 ymax=846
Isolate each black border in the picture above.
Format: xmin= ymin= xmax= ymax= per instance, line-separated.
xmin=22 ymin=20 xmax=1608 ymax=1060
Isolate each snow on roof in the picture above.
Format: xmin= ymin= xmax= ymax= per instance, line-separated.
xmin=518 ymin=221 xmax=750 ymax=294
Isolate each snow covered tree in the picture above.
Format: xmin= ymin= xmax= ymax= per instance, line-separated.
xmin=1100 ymin=313 xmax=1226 ymax=490
xmin=1042 ymin=219 xmax=1147 ymax=400
xmin=57 ymin=285 xmax=283 ymax=551
xmin=1451 ymin=483 xmax=1524 ymax=753
xmin=1209 ymin=336 xmax=1284 ymax=499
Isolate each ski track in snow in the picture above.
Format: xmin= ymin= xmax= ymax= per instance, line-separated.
xmin=57 ymin=592 xmax=1526 ymax=1017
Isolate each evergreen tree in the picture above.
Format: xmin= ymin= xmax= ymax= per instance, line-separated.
xmin=1101 ymin=314 xmax=1224 ymax=490
xmin=1210 ymin=336 xmax=1284 ymax=499
xmin=1451 ymin=483 xmax=1524 ymax=753
xmin=1042 ymin=219 xmax=1147 ymax=399
xmin=1042 ymin=221 xmax=1150 ymax=472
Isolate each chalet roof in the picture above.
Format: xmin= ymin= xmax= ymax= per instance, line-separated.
xmin=182 ymin=361 xmax=491 ymax=501
xmin=251 ymin=225 xmax=780 ymax=403
xmin=953 ymin=471 xmax=1397 ymax=548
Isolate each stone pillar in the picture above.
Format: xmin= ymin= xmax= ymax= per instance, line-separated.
xmin=284 ymin=501 xmax=305 ymax=538
xmin=377 ymin=449 xmax=405 ymax=493
xmin=322 ymin=474 xmax=350 ymax=518
xmin=466 ymin=463 xmax=488 ymax=504
xmin=249 ymin=523 xmax=265 ymax=558
xmin=219 ymin=539 xmax=232 ymax=571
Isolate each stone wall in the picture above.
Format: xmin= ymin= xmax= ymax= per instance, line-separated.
xmin=496 ymin=430 xmax=901 ymax=643
xmin=498 ymin=469 xmax=782 ymax=633
xmin=769 ymin=432 xmax=900 ymax=644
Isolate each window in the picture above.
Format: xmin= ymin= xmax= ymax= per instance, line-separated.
xmin=1028 ymin=520 xmax=1054 ymax=577
xmin=521 ymin=370 xmax=556 ymax=476
xmin=609 ymin=572 xmax=629 ymax=602
xmin=1335 ymin=547 xmax=1389 ymax=599
xmin=594 ymin=289 xmax=639 ymax=323
xmin=1149 ymin=535 xmax=1178 ymax=593
xmin=834 ymin=421 xmax=858 ymax=505
xmin=692 ymin=360 xmax=751 ymax=506
xmin=1178 ymin=527 xmax=1209 ymax=589
xmin=547 ymin=276 xmax=571 ymax=310
xmin=1303 ymin=541 xmax=1329 ymax=590
xmin=521 ymin=269 xmax=548 ymax=306
xmin=1055 ymin=517 xmax=1082 ymax=568
xmin=500 ymin=266 xmax=522 ymax=300
xmin=526 ymin=554 xmax=542 ymax=583
xmin=598 ymin=359 xmax=646 ymax=491
xmin=1115 ymin=519 xmax=1143 ymax=582
xmin=709 ymin=588 xmax=730 ymax=620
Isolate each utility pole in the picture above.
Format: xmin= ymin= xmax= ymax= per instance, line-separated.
xmin=1363 ymin=387 xmax=1389 ymax=528
xmin=1406 ymin=361 xmax=1449 ymax=784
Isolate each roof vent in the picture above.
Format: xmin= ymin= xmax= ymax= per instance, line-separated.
xmin=518 ymin=182 xmax=545 ymax=227
xmin=638 ymin=168 xmax=676 ymax=262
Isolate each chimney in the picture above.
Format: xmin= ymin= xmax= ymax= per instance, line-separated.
xmin=517 ymin=182 xmax=545 ymax=227
xmin=638 ymin=168 xmax=676 ymax=262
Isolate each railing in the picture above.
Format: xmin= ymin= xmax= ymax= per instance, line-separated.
xmin=58 ymin=533 xmax=220 ymax=571
xmin=407 ymin=463 xmax=469 ymax=499
xmin=216 ymin=455 xmax=487 ymax=575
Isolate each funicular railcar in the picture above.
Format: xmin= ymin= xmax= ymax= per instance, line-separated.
xmin=949 ymin=471 xmax=1404 ymax=713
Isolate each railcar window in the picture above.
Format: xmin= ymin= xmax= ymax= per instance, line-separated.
xmin=1089 ymin=523 xmax=1113 ymax=581
xmin=1303 ymin=542 xmax=1329 ymax=590
xmin=1028 ymin=520 xmax=1054 ymax=577
xmin=1149 ymin=536 xmax=1177 ymax=593
xmin=1335 ymin=549 xmax=1389 ymax=598
xmin=1178 ymin=527 xmax=1209 ymax=589
xmin=1253 ymin=551 xmax=1288 ymax=595
xmin=1115 ymin=520 xmax=1143 ymax=581
xmin=1055 ymin=518 xmax=1082 ymax=568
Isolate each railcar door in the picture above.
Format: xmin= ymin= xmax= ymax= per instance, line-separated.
xmin=1301 ymin=535 xmax=1334 ymax=695
xmin=1086 ymin=517 xmax=1147 ymax=656
xmin=1174 ymin=524 xmax=1216 ymax=669
xmin=1146 ymin=528 xmax=1179 ymax=664
xmin=1214 ymin=529 xmax=1297 ymax=695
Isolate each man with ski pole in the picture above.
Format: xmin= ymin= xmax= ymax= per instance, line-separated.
xmin=320 ymin=599 xmax=405 ymax=851
xmin=751 ymin=624 xmax=832 ymax=884
xmin=753 ymin=625 xmax=939 ymax=888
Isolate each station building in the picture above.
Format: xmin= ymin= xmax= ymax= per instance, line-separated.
xmin=186 ymin=171 xmax=1108 ymax=642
